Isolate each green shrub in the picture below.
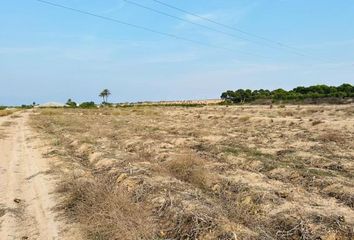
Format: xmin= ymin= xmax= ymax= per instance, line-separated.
xmin=21 ymin=104 xmax=33 ymax=109
xmin=79 ymin=102 xmax=96 ymax=108
xmin=66 ymin=99 xmax=77 ymax=108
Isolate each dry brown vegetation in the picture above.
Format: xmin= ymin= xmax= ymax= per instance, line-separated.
xmin=0 ymin=109 xmax=17 ymax=117
xmin=0 ymin=115 xmax=18 ymax=139
xmin=30 ymin=105 xmax=354 ymax=239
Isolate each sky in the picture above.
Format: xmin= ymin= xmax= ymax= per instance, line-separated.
xmin=1 ymin=0 xmax=354 ymax=105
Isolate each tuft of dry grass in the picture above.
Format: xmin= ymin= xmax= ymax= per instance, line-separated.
xmin=312 ymin=119 xmax=324 ymax=126
xmin=319 ymin=131 xmax=346 ymax=144
xmin=39 ymin=108 xmax=64 ymax=116
xmin=270 ymin=216 xmax=313 ymax=240
xmin=162 ymin=209 xmax=217 ymax=240
xmin=238 ymin=116 xmax=251 ymax=122
xmin=56 ymin=173 xmax=155 ymax=240
xmin=166 ymin=154 xmax=210 ymax=190
xmin=278 ymin=110 xmax=294 ymax=117
xmin=324 ymin=186 xmax=354 ymax=209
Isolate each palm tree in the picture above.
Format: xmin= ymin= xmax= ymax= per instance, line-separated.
xmin=99 ymin=92 xmax=105 ymax=103
xmin=99 ymin=89 xmax=111 ymax=103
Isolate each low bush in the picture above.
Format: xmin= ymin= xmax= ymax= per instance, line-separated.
xmin=79 ymin=102 xmax=96 ymax=108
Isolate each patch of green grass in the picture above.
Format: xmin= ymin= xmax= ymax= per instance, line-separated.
xmin=304 ymin=168 xmax=334 ymax=177
xmin=224 ymin=145 xmax=272 ymax=159
xmin=223 ymin=147 xmax=241 ymax=156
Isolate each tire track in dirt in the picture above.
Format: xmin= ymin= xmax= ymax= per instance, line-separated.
xmin=0 ymin=112 xmax=79 ymax=240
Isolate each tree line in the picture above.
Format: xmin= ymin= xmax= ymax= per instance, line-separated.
xmin=221 ymin=83 xmax=354 ymax=104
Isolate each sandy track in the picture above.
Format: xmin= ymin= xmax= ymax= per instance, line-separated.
xmin=0 ymin=112 xmax=78 ymax=240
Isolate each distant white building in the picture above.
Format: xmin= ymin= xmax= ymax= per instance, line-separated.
xmin=37 ymin=102 xmax=67 ymax=108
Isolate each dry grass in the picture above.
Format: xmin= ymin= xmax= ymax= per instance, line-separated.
xmin=0 ymin=131 xmax=7 ymax=139
xmin=166 ymin=154 xmax=210 ymax=190
xmin=238 ymin=115 xmax=251 ymax=122
xmin=39 ymin=108 xmax=64 ymax=116
xmin=30 ymin=104 xmax=354 ymax=239
xmin=56 ymin=173 xmax=154 ymax=240
xmin=319 ymin=131 xmax=347 ymax=144
xmin=312 ymin=119 xmax=325 ymax=126
xmin=0 ymin=109 xmax=17 ymax=117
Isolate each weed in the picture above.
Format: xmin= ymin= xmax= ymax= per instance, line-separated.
xmin=166 ymin=154 xmax=209 ymax=190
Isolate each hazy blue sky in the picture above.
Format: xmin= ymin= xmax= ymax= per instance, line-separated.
xmin=1 ymin=0 xmax=353 ymax=105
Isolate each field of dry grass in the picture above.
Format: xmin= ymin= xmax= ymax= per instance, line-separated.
xmin=30 ymin=105 xmax=354 ymax=239
xmin=0 ymin=109 xmax=17 ymax=117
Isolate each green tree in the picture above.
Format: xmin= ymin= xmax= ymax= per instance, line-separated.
xmin=99 ymin=89 xmax=111 ymax=103
xmin=220 ymin=83 xmax=354 ymax=104
xmin=271 ymin=88 xmax=287 ymax=100
xmin=66 ymin=98 xmax=77 ymax=108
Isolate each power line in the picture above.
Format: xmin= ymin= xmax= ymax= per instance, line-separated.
xmin=151 ymin=0 xmax=327 ymax=60
xmin=124 ymin=0 xmax=292 ymax=55
xmin=152 ymin=0 xmax=295 ymax=47
xmin=34 ymin=0 xmax=269 ymax=59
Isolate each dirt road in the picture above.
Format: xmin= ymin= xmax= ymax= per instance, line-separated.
xmin=0 ymin=112 xmax=78 ymax=240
